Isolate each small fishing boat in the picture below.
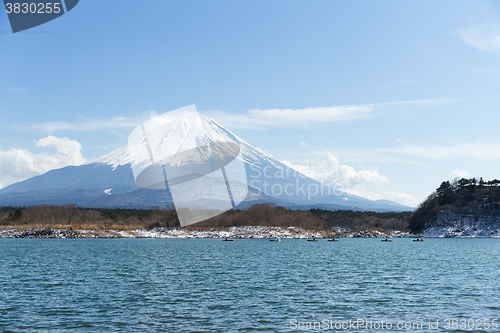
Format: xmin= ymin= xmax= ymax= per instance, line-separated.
xmin=222 ymin=237 xmax=233 ymax=241
xmin=328 ymin=238 xmax=339 ymax=242
xmin=307 ymin=238 xmax=318 ymax=242
xmin=381 ymin=238 xmax=392 ymax=242
xmin=270 ymin=237 xmax=281 ymax=242
xmin=413 ymin=238 xmax=424 ymax=242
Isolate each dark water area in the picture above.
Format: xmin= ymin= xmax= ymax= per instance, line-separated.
xmin=1 ymin=238 xmax=499 ymax=332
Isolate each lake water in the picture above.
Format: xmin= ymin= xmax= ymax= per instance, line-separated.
xmin=1 ymin=238 xmax=499 ymax=332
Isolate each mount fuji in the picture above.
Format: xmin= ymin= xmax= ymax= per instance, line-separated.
xmin=0 ymin=112 xmax=412 ymax=212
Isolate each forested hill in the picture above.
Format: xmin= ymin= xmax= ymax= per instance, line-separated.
xmin=409 ymin=178 xmax=500 ymax=233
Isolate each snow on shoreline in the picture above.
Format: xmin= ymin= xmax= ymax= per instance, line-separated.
xmin=0 ymin=226 xmax=412 ymax=239
xmin=424 ymin=225 xmax=500 ymax=238
xmin=129 ymin=226 xmax=329 ymax=239
xmin=423 ymin=211 xmax=500 ymax=238
xmin=2 ymin=224 xmax=498 ymax=239
xmin=0 ymin=226 xmax=329 ymax=239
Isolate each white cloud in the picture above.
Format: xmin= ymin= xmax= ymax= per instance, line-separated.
xmin=9 ymin=87 xmax=26 ymax=92
xmin=345 ymin=187 xmax=418 ymax=207
xmin=30 ymin=111 xmax=158 ymax=134
xmin=451 ymin=168 xmax=470 ymax=178
xmin=300 ymin=141 xmax=307 ymax=147
xmin=458 ymin=22 xmax=500 ymax=52
xmin=395 ymin=139 xmax=406 ymax=145
xmin=206 ymin=105 xmax=371 ymax=130
xmin=31 ymin=118 xmax=138 ymax=134
xmin=36 ymin=136 xmax=86 ymax=165
xmin=380 ymin=143 xmax=500 ymax=161
xmin=314 ymin=142 xmax=500 ymax=167
xmin=281 ymin=152 xmax=390 ymax=188
xmin=280 ymin=153 xmax=420 ymax=206
xmin=248 ymin=105 xmax=372 ymax=125
xmin=0 ymin=136 xmax=86 ymax=189
xmin=205 ymin=98 xmax=453 ymax=129
xmin=28 ymin=99 xmax=454 ymax=134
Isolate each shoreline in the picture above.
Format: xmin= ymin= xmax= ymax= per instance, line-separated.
xmin=3 ymin=226 xmax=499 ymax=239
xmin=1 ymin=226 xmax=409 ymax=239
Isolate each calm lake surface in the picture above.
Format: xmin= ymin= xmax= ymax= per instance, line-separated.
xmin=1 ymin=238 xmax=499 ymax=332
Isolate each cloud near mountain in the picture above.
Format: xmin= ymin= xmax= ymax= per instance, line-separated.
xmin=281 ymin=153 xmax=390 ymax=187
xmin=0 ymin=136 xmax=85 ymax=189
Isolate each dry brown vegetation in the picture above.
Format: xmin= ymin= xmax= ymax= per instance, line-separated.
xmin=1 ymin=204 xmax=411 ymax=233
xmin=0 ymin=205 xmax=178 ymax=231
xmin=310 ymin=209 xmax=410 ymax=231
xmin=188 ymin=204 xmax=332 ymax=233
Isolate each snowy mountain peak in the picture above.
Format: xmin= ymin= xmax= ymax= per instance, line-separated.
xmin=0 ymin=106 xmax=413 ymax=212
xmin=91 ymin=108 xmax=279 ymax=170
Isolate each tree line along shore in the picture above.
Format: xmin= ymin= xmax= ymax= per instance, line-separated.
xmin=3 ymin=177 xmax=498 ymax=238
xmin=1 ymin=204 xmax=411 ymax=236
xmin=409 ymin=178 xmax=500 ymax=232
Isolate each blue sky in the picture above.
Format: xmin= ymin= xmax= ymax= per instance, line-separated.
xmin=1 ymin=0 xmax=500 ymax=207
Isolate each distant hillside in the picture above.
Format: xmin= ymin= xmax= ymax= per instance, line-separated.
xmin=409 ymin=178 xmax=500 ymax=235
xmin=0 ymin=112 xmax=412 ymax=213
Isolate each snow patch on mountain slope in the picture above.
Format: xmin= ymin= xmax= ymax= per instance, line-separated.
xmin=91 ymin=115 xmax=280 ymax=170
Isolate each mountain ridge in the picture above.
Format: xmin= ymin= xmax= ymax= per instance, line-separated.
xmin=0 ymin=113 xmax=412 ymax=212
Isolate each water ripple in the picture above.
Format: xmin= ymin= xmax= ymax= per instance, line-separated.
xmin=1 ymin=238 xmax=499 ymax=332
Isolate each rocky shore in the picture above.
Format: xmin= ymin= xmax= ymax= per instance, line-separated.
xmin=1 ymin=228 xmax=80 ymax=238
xmin=421 ymin=211 xmax=500 ymax=238
xmin=0 ymin=226 xmax=412 ymax=239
